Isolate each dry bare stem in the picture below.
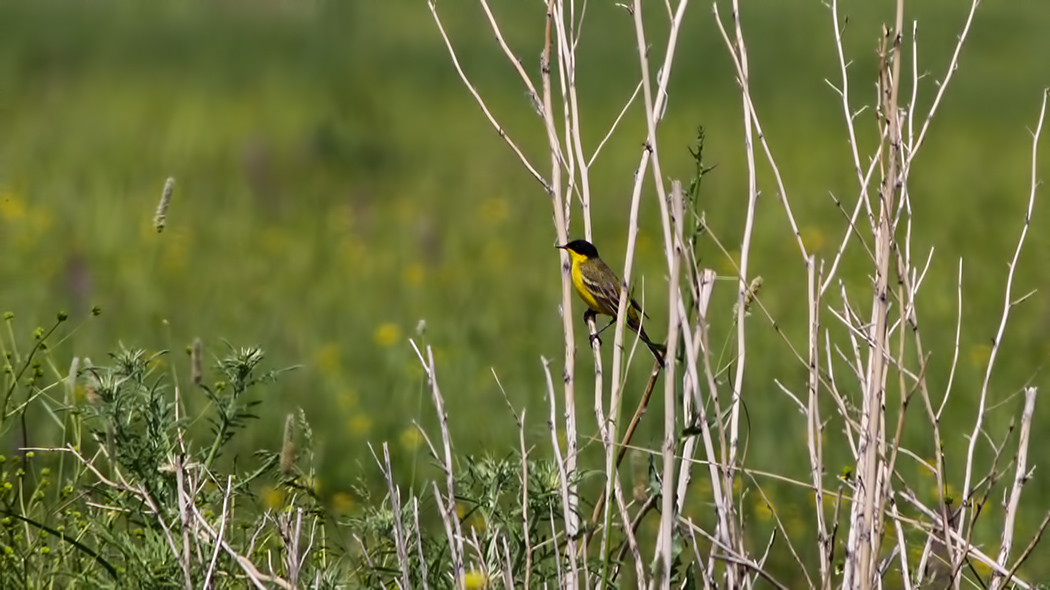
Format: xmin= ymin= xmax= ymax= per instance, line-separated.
xmin=375 ymin=442 xmax=411 ymax=590
xmin=494 ymin=370 xmax=532 ymax=589
xmin=990 ymin=387 xmax=1038 ymax=590
xmin=653 ymin=181 xmax=685 ymax=586
xmin=685 ymin=263 xmax=735 ymax=582
xmin=174 ymin=456 xmax=195 ymax=590
xmin=885 ymin=498 xmax=914 ymax=590
xmin=541 ymin=356 xmax=580 ymax=585
xmin=434 ymin=3 xmax=586 ymax=561
xmin=541 ymin=1 xmax=582 ymax=554
xmin=957 ymin=88 xmax=1048 ymax=572
xmin=1003 ymin=511 xmax=1050 ymax=587
xmin=609 ymin=472 xmax=646 ymax=585
xmin=202 ymin=476 xmax=234 ymax=590
xmin=587 ymin=81 xmax=643 ymax=168
xmin=673 ymin=269 xmax=717 ymax=516
xmin=843 ymin=11 xmax=904 ymax=588
xmin=591 ymin=0 xmax=689 ymax=578
xmin=827 ymin=1 xmax=871 ymax=202
xmin=189 ymin=500 xmax=291 ymax=590
xmin=412 ymin=498 xmax=431 ymax=590
xmin=710 ymin=14 xmax=757 ymax=541
xmin=586 ymin=361 xmax=661 ymax=541
xmin=410 ymin=340 xmax=466 ymax=587
xmin=904 ymin=0 xmax=982 ymax=169
xmin=550 ymin=0 xmax=594 ymax=237
xmin=712 ymin=4 xmax=808 ymax=262
xmin=680 ymin=518 xmax=790 ymax=590
xmin=427 ymin=2 xmax=549 ymax=193
xmin=805 ymin=256 xmax=831 ymax=589
xmin=897 ymin=491 xmax=1034 ymax=589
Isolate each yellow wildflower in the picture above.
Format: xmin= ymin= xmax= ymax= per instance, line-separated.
xmin=464 ymin=569 xmax=488 ymax=590
xmin=314 ymin=343 xmax=342 ymax=375
xmin=399 ymin=427 xmax=422 ymax=453
xmin=0 ymin=190 xmax=25 ymax=221
xmin=373 ymin=323 xmax=401 ymax=348
xmin=262 ymin=486 xmax=284 ymax=510
xmin=330 ymin=492 xmax=355 ymax=514
xmin=403 ymin=262 xmax=425 ymax=287
xmin=349 ymin=415 xmax=372 ymax=438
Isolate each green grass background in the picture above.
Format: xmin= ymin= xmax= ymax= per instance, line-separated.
xmin=1 ymin=0 xmax=1049 ymax=583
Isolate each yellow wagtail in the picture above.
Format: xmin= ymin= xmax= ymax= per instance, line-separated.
xmin=556 ymin=239 xmax=665 ymax=365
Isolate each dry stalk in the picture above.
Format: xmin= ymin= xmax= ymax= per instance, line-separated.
xmin=745 ymin=474 xmax=815 ymax=588
xmin=673 ymin=268 xmax=717 ymax=516
xmin=897 ymin=490 xmax=1033 ymax=589
xmin=680 ymin=518 xmax=790 ymax=590
xmin=427 ymin=2 xmax=549 ymax=192
xmin=1003 ymin=511 xmax=1050 ymax=587
xmin=806 ymin=256 xmax=831 ymax=590
xmin=494 ymin=370 xmax=531 ymax=590
xmin=610 ymin=470 xmax=647 ymax=585
xmin=202 ymin=476 xmax=234 ymax=590
xmin=652 ymin=180 xmax=685 ymax=586
xmin=990 ymin=387 xmax=1038 ymax=590
xmin=904 ymin=0 xmax=982 ymax=169
xmin=430 ymin=1 xmax=696 ymax=584
xmin=445 ymin=6 xmax=588 ymax=561
xmin=410 ymin=341 xmax=465 ymax=587
xmin=541 ymin=356 xmax=580 ymax=584
xmin=189 ymin=500 xmax=291 ymax=590
xmin=375 ymin=442 xmax=411 ymax=590
xmin=686 ymin=263 xmax=736 ymax=582
xmin=519 ymin=412 xmax=531 ymax=590
xmin=591 ymin=0 xmax=689 ymax=577
xmin=174 ymin=455 xmax=195 ymax=590
xmin=540 ymin=1 xmax=581 ymax=555
xmin=957 ymin=88 xmax=1048 ymax=580
xmin=710 ymin=12 xmax=757 ymax=543
xmin=586 ymin=360 xmax=660 ymax=544
xmin=611 ymin=492 xmax=657 ymax=584
xmin=412 ymin=498 xmax=431 ymax=590
xmin=843 ymin=10 xmax=904 ymax=588
xmin=885 ymin=497 xmax=914 ymax=590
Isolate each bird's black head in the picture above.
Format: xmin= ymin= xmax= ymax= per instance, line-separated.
xmin=557 ymin=239 xmax=600 ymax=259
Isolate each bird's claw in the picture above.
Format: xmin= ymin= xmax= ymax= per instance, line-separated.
xmin=588 ymin=332 xmax=602 ymax=347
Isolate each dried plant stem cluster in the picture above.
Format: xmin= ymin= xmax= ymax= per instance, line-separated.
xmin=414 ymin=0 xmax=1050 ymax=588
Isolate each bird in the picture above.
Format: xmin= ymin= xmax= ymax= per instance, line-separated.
xmin=556 ymin=239 xmax=665 ymax=365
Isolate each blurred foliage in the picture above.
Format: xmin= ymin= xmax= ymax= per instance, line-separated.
xmin=1 ymin=0 xmax=1049 ymax=584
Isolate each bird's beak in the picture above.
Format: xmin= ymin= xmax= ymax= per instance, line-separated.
xmin=555 ymin=244 xmax=567 ymax=249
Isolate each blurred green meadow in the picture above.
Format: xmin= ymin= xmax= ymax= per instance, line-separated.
xmin=2 ymin=0 xmax=1050 ymax=582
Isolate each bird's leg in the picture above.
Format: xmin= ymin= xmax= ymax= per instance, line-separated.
xmin=582 ymin=309 xmax=603 ymax=346
xmin=583 ymin=308 xmax=597 ymax=324
xmin=593 ymin=319 xmax=616 ymax=339
xmin=589 ymin=318 xmax=617 ymax=346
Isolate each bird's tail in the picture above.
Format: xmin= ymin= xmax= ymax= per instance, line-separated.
xmin=638 ymin=326 xmax=666 ymax=366
xmin=627 ymin=308 xmax=666 ymax=365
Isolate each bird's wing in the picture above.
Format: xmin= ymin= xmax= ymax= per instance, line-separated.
xmin=580 ymin=261 xmax=626 ymax=315
xmin=586 ymin=261 xmax=652 ymax=321
xmin=581 ymin=276 xmax=622 ymax=316
xmin=630 ymin=296 xmax=650 ymax=319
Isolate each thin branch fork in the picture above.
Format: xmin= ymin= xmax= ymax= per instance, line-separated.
xmin=989 ymin=387 xmax=1038 ymax=590
xmin=957 ymin=87 xmax=1049 ymax=568
xmin=427 ymin=1 xmax=550 ymax=194
xmin=898 ymin=490 xmax=1034 ymax=590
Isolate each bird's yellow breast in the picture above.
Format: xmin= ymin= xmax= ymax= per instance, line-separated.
xmin=568 ymin=253 xmax=604 ymax=313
